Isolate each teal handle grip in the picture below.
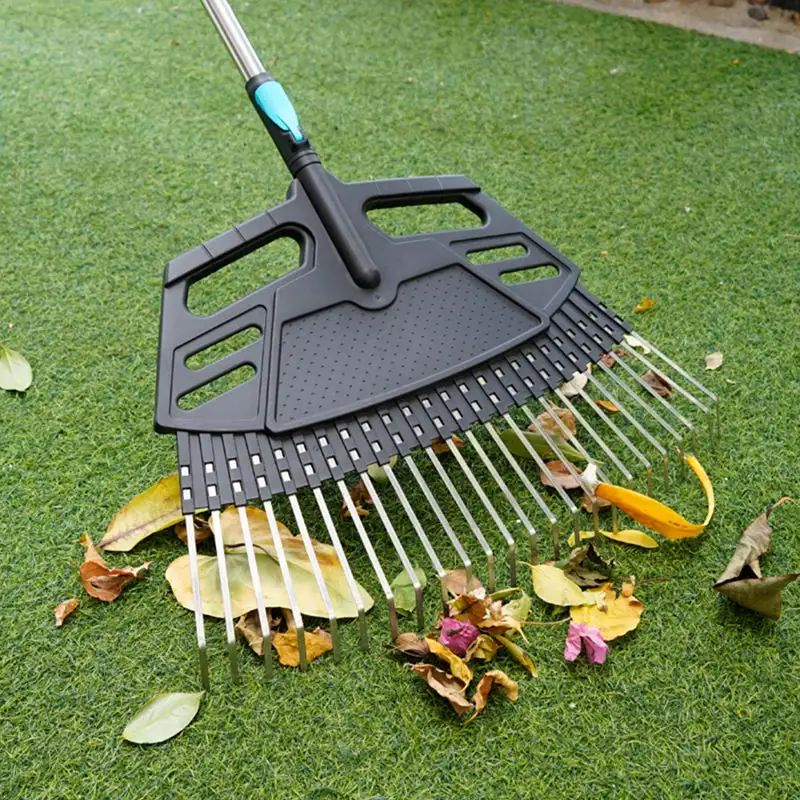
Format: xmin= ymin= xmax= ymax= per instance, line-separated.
xmin=253 ymin=81 xmax=304 ymax=143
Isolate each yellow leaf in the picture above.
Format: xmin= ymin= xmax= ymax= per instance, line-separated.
xmin=570 ymin=585 xmax=643 ymax=641
xmin=594 ymin=456 xmax=714 ymax=539
xmin=99 ymin=473 xmax=183 ymax=552
xmin=599 ymin=529 xmax=660 ymax=549
xmin=595 ymin=399 xmax=620 ymax=413
xmin=494 ymin=635 xmax=538 ymax=678
xmin=465 ymin=670 xmax=518 ymax=724
xmin=567 ymin=531 xmax=596 ymax=547
xmin=54 ymin=598 xmax=79 ymax=626
xmin=634 ymin=297 xmax=655 ymax=313
xmin=426 ymin=637 xmax=473 ymax=686
xmin=272 ymin=628 xmax=332 ymax=667
xmin=530 ymin=564 xmax=596 ymax=607
xmin=464 ymin=634 xmax=499 ymax=663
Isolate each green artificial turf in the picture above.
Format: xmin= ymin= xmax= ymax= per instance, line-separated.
xmin=1 ymin=0 xmax=799 ymax=797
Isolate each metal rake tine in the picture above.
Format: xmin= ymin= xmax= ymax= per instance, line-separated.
xmin=404 ymin=455 xmax=474 ymax=584
xmin=236 ymin=506 xmax=273 ymax=678
xmin=337 ymin=479 xmax=399 ymax=641
xmin=288 ymin=494 xmax=342 ymax=662
xmin=209 ymin=509 xmax=240 ymax=683
xmin=383 ymin=464 xmax=448 ymax=610
xmin=609 ymin=350 xmax=695 ymax=431
xmin=312 ymin=487 xmax=369 ymax=651
xmin=576 ymin=386 xmax=653 ymax=494
xmin=183 ymin=514 xmax=210 ymax=690
xmin=464 ymin=429 xmax=533 ymax=582
xmin=446 ymin=439 xmax=517 ymax=591
xmin=264 ymin=500 xmax=308 ymax=670
xmin=502 ymin=413 xmax=581 ymax=541
xmin=423 ymin=445 xmax=497 ymax=591
xmin=360 ymin=472 xmax=425 ymax=630
xmin=552 ymin=389 xmax=634 ymax=486
xmin=484 ymin=421 xmax=560 ymax=559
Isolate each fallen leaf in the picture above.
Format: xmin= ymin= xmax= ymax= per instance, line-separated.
xmin=410 ymin=664 xmax=473 ymax=715
xmin=272 ymin=627 xmax=333 ymax=667
xmin=641 ymin=369 xmax=673 ymax=398
xmin=79 ymin=534 xmax=150 ymax=602
xmin=165 ymin=550 xmax=373 ymax=619
xmin=122 ymin=692 xmax=204 ymax=744
xmin=464 ymin=634 xmax=500 ymax=663
xmin=427 ymin=637 xmax=473 ymax=684
xmin=540 ymin=460 xmax=583 ymax=491
xmin=503 ymin=591 xmax=532 ymax=625
xmin=218 ymin=506 xmax=292 ymax=550
xmin=568 ymin=530 xmax=597 ymax=547
xmin=726 ymin=379 xmax=736 ymax=385
xmin=175 ymin=516 xmax=212 ymax=545
xmin=595 ymin=399 xmax=620 ymax=413
xmin=0 ymin=344 xmax=32 ymax=391
xmin=570 ymin=583 xmax=643 ymax=640
xmin=561 ymin=544 xmax=614 ymax=588
xmin=465 ymin=670 xmax=518 ymax=723
xmin=341 ymin=480 xmax=373 ymax=519
xmin=54 ymin=598 xmax=79 ymax=626
xmin=449 ymin=592 xmax=493 ymax=626
xmin=439 ymin=617 xmax=480 ymax=657
xmin=634 ymin=297 xmax=655 ymax=313
xmin=581 ymin=494 xmax=612 ymax=513
xmin=713 ymin=497 xmax=796 ymax=619
xmin=564 ymin=621 xmax=608 ymax=664
xmin=599 ymin=528 xmax=660 ymax=549
xmin=494 ymin=634 xmax=537 ymax=677
xmin=500 ymin=429 xmax=586 ymax=463
xmin=595 ymin=455 xmax=714 ymax=539
xmin=623 ymin=334 xmax=651 ymax=354
xmin=391 ymin=632 xmax=431 ymax=660
xmin=534 ymin=406 xmax=576 ymax=437
xmin=599 ymin=349 xmax=627 ymax=369
xmin=705 ymin=351 xmax=724 ymax=371
xmin=366 ymin=454 xmax=398 ymax=483
xmin=391 ymin=565 xmax=427 ymax=616
xmin=431 ymin=435 xmax=465 ymax=455
xmin=443 ymin=569 xmax=485 ymax=597
xmin=531 ymin=564 xmax=596 ymax=607
xmin=99 ymin=473 xmax=182 ymax=552
xmin=235 ymin=610 xmax=267 ymax=656
xmin=560 ymin=368 xmax=590 ymax=398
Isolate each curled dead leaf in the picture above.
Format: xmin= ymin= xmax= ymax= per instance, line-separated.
xmin=534 ymin=406 xmax=576 ymax=437
xmin=431 ymin=435 xmax=465 ymax=455
xmin=391 ymin=632 xmax=431 ymax=660
xmin=443 ymin=569 xmax=485 ymax=598
xmin=634 ymin=297 xmax=655 ymax=313
xmin=175 ymin=515 xmax=212 ymax=545
xmin=54 ymin=598 xmax=79 ymax=626
xmin=235 ymin=610 xmax=267 ymax=657
xmin=426 ymin=637 xmax=473 ymax=685
xmin=272 ymin=627 xmax=333 ymax=667
xmin=642 ymin=369 xmax=673 ymax=398
xmin=465 ymin=669 xmax=518 ymax=724
xmin=464 ymin=634 xmax=500 ymax=663
xmin=341 ymin=480 xmax=373 ymax=519
xmin=540 ymin=460 xmax=583 ymax=491
xmin=410 ymin=664 xmax=473 ymax=715
xmin=78 ymin=534 xmax=150 ymax=602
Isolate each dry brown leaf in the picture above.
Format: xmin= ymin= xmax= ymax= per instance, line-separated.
xmin=641 ymin=369 xmax=673 ymax=398
xmin=634 ymin=297 xmax=655 ymax=313
xmin=599 ymin=349 xmax=628 ymax=368
xmin=465 ymin=669 xmax=518 ymax=723
xmin=54 ymin=598 xmax=79 ymax=626
xmin=595 ymin=399 xmax=620 ymax=413
xmin=449 ymin=592 xmax=492 ymax=625
xmin=705 ymin=352 xmax=724 ymax=371
xmin=431 ymin=435 xmax=465 ymax=455
xmin=443 ymin=569 xmax=485 ymax=598
xmin=235 ymin=610 xmax=267 ymax=656
xmin=272 ymin=627 xmax=332 ymax=667
xmin=540 ymin=460 xmax=583 ymax=491
xmin=78 ymin=533 xmax=150 ymax=602
xmin=410 ymin=664 xmax=473 ymax=715
xmin=175 ymin=516 xmax=212 ymax=545
xmin=341 ymin=480 xmax=373 ymax=519
xmin=391 ymin=632 xmax=431 ymax=660
xmin=464 ymin=634 xmax=500 ymax=663
xmin=534 ymin=406 xmax=577 ymax=437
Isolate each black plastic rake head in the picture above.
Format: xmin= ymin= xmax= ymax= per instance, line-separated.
xmin=153 ymin=1 xmax=719 ymax=688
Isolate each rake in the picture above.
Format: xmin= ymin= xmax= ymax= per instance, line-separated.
xmin=155 ymin=0 xmax=719 ymax=688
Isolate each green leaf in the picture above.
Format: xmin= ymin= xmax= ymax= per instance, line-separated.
xmin=367 ymin=455 xmax=398 ymax=483
xmin=166 ymin=551 xmax=373 ymax=619
xmin=99 ymin=473 xmax=183 ymax=552
xmin=499 ymin=430 xmax=586 ymax=464
xmin=390 ymin=564 xmax=427 ymax=615
xmin=122 ymin=692 xmax=204 ymax=744
xmin=0 ymin=345 xmax=32 ymax=391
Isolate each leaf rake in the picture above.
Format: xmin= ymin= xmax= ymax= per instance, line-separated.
xmin=154 ymin=0 xmax=719 ymax=687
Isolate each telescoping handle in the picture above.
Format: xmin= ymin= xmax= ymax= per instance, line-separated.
xmin=201 ymin=0 xmax=319 ymax=175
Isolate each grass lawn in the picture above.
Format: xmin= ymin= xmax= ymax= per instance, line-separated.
xmin=2 ymin=0 xmax=799 ymax=797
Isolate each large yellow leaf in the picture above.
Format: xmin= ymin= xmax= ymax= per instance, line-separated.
xmin=530 ymin=564 xmax=596 ymax=607
xmin=99 ymin=473 xmax=183 ymax=552
xmin=165 ymin=551 xmax=372 ymax=619
xmin=570 ymin=584 xmax=643 ymax=640
xmin=595 ymin=456 xmax=714 ymax=539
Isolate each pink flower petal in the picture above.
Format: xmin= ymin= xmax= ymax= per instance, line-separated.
xmin=563 ymin=621 xmax=584 ymax=662
xmin=440 ymin=617 xmax=480 ymax=656
xmin=582 ymin=625 xmax=609 ymax=665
